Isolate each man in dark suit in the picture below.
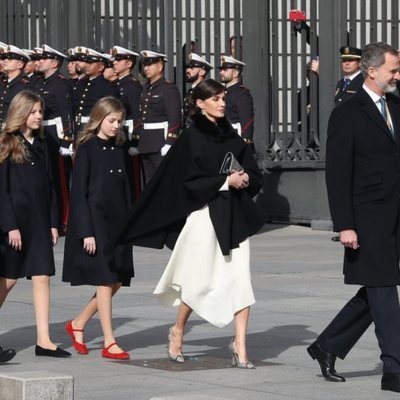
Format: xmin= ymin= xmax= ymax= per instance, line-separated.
xmin=334 ymin=46 xmax=364 ymax=106
xmin=308 ymin=42 xmax=400 ymax=393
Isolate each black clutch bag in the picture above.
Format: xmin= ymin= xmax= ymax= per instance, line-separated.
xmin=219 ymin=152 xmax=244 ymax=175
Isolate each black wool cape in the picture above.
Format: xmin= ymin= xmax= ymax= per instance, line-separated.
xmin=109 ymin=112 xmax=266 ymax=255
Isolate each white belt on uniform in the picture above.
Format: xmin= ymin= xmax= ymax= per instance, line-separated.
xmin=231 ymin=122 xmax=242 ymax=136
xmin=143 ymin=121 xmax=169 ymax=139
xmin=75 ymin=115 xmax=90 ymax=124
xmin=42 ymin=117 xmax=64 ymax=139
xmin=123 ymin=119 xmax=134 ymax=139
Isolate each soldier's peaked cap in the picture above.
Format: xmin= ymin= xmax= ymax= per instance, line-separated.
xmin=340 ymin=46 xmax=362 ymax=59
xmin=186 ymin=53 xmax=213 ymax=70
xmin=112 ymin=46 xmax=139 ymax=59
xmin=41 ymin=44 xmax=67 ymax=61
xmin=218 ymin=55 xmax=246 ymax=69
xmin=4 ymin=45 xmax=30 ymax=62
xmin=140 ymin=50 xmax=168 ymax=63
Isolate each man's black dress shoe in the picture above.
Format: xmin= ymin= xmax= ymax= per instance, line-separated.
xmin=35 ymin=345 xmax=71 ymax=358
xmin=382 ymin=373 xmax=400 ymax=392
xmin=307 ymin=341 xmax=346 ymax=382
xmin=0 ymin=346 xmax=16 ymax=363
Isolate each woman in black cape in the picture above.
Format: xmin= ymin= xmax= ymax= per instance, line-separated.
xmin=111 ymin=78 xmax=265 ymax=368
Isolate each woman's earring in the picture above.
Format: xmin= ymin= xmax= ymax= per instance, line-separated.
xmin=201 ymin=108 xmax=205 ymax=115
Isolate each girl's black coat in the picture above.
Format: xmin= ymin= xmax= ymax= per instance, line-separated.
xmin=0 ymin=135 xmax=58 ymax=278
xmin=62 ymin=136 xmax=134 ymax=286
xmin=110 ymin=112 xmax=266 ymax=255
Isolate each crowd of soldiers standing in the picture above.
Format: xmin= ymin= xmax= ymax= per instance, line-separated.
xmin=0 ymin=42 xmax=255 ymax=232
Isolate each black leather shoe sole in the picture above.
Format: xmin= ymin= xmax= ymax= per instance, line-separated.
xmin=35 ymin=345 xmax=71 ymax=358
xmin=0 ymin=349 xmax=16 ymax=363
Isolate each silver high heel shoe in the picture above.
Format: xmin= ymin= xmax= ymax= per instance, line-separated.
xmin=167 ymin=327 xmax=184 ymax=363
xmin=228 ymin=339 xmax=255 ymax=369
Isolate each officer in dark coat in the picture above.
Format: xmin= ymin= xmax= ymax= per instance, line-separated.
xmin=112 ymin=45 xmax=142 ymax=195
xmin=36 ymin=44 xmax=74 ymax=231
xmin=307 ymin=42 xmax=400 ymax=393
xmin=139 ymin=50 xmax=181 ymax=184
xmin=0 ymin=45 xmax=31 ymax=126
xmin=183 ymin=53 xmax=213 ymax=126
xmin=0 ymin=42 xmax=7 ymax=85
xmin=334 ymin=46 xmax=364 ymax=106
xmin=73 ymin=48 xmax=119 ymax=130
xmin=219 ymin=55 xmax=254 ymax=146
xmin=22 ymin=49 xmax=43 ymax=90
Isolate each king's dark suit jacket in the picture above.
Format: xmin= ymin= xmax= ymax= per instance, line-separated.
xmin=326 ymin=87 xmax=400 ymax=286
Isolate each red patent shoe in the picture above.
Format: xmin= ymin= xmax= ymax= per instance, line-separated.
xmin=102 ymin=342 xmax=130 ymax=360
xmin=65 ymin=320 xmax=89 ymax=355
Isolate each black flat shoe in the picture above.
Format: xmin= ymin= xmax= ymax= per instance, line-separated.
xmin=0 ymin=346 xmax=16 ymax=363
xmin=382 ymin=373 xmax=400 ymax=392
xmin=307 ymin=341 xmax=345 ymax=382
xmin=35 ymin=345 xmax=71 ymax=358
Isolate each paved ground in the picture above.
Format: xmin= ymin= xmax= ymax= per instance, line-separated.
xmin=0 ymin=224 xmax=398 ymax=400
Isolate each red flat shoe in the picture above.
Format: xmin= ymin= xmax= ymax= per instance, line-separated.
xmin=102 ymin=342 xmax=130 ymax=360
xmin=65 ymin=320 xmax=89 ymax=355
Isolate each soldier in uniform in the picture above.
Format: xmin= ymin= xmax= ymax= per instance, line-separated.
xmin=0 ymin=45 xmax=31 ymax=126
xmin=36 ymin=44 xmax=74 ymax=232
xmin=219 ymin=55 xmax=254 ymax=147
xmin=73 ymin=48 xmax=119 ymax=132
xmin=183 ymin=53 xmax=213 ymax=125
xmin=103 ymin=53 xmax=118 ymax=82
xmin=0 ymin=42 xmax=7 ymax=85
xmin=139 ymin=50 xmax=181 ymax=184
xmin=334 ymin=46 xmax=363 ymax=106
xmin=112 ymin=45 xmax=142 ymax=195
xmin=22 ymin=49 xmax=43 ymax=89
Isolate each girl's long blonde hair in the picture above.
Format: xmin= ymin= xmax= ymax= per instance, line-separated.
xmin=77 ymin=96 xmax=126 ymax=146
xmin=0 ymin=90 xmax=44 ymax=164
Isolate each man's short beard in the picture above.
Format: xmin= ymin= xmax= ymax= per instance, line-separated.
xmin=186 ymin=72 xmax=199 ymax=83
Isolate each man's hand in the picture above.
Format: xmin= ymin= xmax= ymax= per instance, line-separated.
xmin=228 ymin=171 xmax=250 ymax=190
xmin=339 ymin=229 xmax=359 ymax=249
xmin=160 ymin=144 xmax=171 ymax=156
xmin=51 ymin=228 xmax=59 ymax=246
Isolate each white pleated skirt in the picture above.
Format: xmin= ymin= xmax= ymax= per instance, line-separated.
xmin=153 ymin=205 xmax=255 ymax=328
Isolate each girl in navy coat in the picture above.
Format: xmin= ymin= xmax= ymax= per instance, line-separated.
xmin=0 ymin=90 xmax=70 ymax=357
xmin=63 ymin=97 xmax=134 ymax=359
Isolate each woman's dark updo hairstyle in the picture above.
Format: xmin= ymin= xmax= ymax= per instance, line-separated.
xmin=187 ymin=78 xmax=225 ymax=117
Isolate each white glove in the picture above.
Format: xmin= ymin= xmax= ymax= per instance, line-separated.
xmin=160 ymin=144 xmax=171 ymax=156
xmin=128 ymin=146 xmax=139 ymax=156
xmin=59 ymin=143 xmax=73 ymax=157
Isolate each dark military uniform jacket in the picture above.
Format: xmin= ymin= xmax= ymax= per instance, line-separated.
xmin=225 ymin=82 xmax=254 ymax=145
xmin=0 ymin=75 xmax=31 ymax=125
xmin=334 ymin=71 xmax=364 ymax=106
xmin=117 ymin=74 xmax=142 ymax=145
xmin=74 ymin=74 xmax=119 ymax=125
xmin=183 ymin=87 xmax=194 ymax=126
xmin=37 ymin=72 xmax=74 ymax=149
xmin=138 ymin=77 xmax=181 ymax=154
xmin=25 ymin=73 xmax=43 ymax=91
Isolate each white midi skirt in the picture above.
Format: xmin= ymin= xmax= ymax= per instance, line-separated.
xmin=153 ymin=205 xmax=255 ymax=328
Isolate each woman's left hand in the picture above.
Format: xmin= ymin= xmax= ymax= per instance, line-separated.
xmin=51 ymin=228 xmax=59 ymax=246
xmin=228 ymin=171 xmax=250 ymax=190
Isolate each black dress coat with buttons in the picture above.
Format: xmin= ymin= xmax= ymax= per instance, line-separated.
xmin=62 ymin=136 xmax=134 ymax=286
xmin=0 ymin=134 xmax=58 ymax=279
xmin=326 ymin=88 xmax=400 ymax=286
